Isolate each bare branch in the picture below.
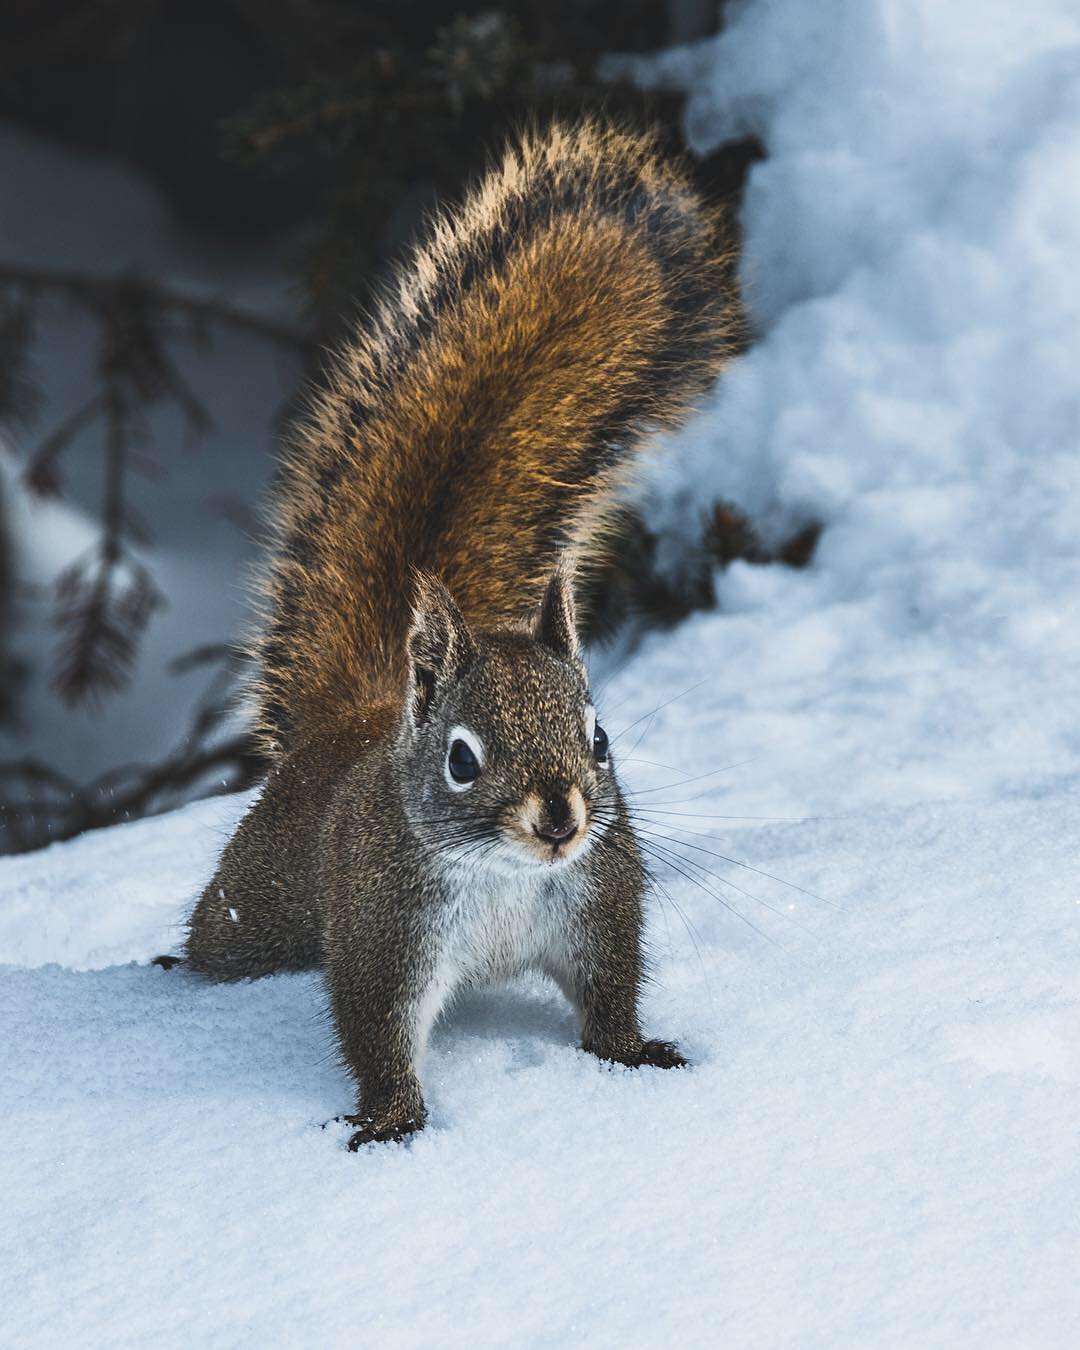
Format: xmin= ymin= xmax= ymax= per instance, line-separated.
xmin=0 ymin=733 xmax=264 ymax=853
xmin=168 ymin=643 xmax=234 ymax=675
xmin=0 ymin=644 xmax=263 ymax=852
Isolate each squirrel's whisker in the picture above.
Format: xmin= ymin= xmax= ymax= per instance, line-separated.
xmin=631 ymin=826 xmax=821 ymax=939
xmin=630 ymin=806 xmax=820 ymax=821
xmin=610 ymin=678 xmax=712 ymax=749
xmin=597 ymin=810 xmax=809 ymax=950
xmin=632 ymin=837 xmax=797 ymax=958
xmin=618 ymin=756 xmax=695 ymax=778
xmin=623 ymin=759 xmax=762 ymax=798
xmin=626 ymin=814 xmax=841 ymax=910
xmin=645 ymin=870 xmax=713 ymax=999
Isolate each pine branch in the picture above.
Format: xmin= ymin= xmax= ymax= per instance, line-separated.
xmin=0 ymin=264 xmax=313 ymax=353
xmin=48 ymin=384 xmax=166 ymax=705
xmin=23 ymin=392 xmax=107 ymax=496
xmin=0 ymin=263 xmax=314 ymax=708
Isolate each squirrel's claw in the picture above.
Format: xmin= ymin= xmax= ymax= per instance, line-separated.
xmin=587 ymin=1038 xmax=688 ymax=1070
xmin=340 ymin=1112 xmax=426 ymax=1150
xmin=636 ymin=1039 xmax=688 ymax=1069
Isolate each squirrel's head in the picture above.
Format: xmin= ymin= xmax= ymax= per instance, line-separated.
xmin=396 ymin=567 xmax=616 ymax=870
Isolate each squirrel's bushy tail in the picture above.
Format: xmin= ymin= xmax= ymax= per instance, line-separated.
xmin=256 ymin=118 xmax=741 ymax=753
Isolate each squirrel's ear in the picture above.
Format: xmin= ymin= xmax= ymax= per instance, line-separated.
xmin=406 ymin=571 xmax=475 ymax=723
xmin=534 ymin=564 xmax=580 ymax=661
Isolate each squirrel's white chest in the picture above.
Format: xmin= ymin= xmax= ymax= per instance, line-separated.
xmin=412 ymin=862 xmax=583 ymax=1058
xmin=438 ymin=862 xmax=580 ymax=979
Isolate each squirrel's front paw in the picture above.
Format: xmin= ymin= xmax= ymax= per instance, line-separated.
xmin=586 ymin=1037 xmax=688 ymax=1070
xmin=636 ymin=1039 xmax=688 ymax=1069
xmin=342 ymin=1111 xmax=425 ymax=1151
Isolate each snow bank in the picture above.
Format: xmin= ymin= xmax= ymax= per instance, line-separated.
xmin=4 ymin=1 xmax=1080 ymax=1344
xmin=0 ymin=791 xmax=251 ymax=970
xmin=623 ymin=0 xmax=1080 ymax=818
xmin=3 ymin=778 xmax=1078 ymax=1347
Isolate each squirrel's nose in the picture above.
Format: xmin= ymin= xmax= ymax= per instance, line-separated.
xmin=535 ymin=794 xmax=578 ymax=843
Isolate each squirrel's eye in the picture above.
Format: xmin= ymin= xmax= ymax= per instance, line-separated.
xmin=592 ymin=723 xmax=609 ymax=764
xmin=448 ymin=738 xmax=481 ymax=785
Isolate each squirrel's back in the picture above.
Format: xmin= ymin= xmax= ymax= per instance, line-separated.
xmin=256 ymin=118 xmax=740 ymax=753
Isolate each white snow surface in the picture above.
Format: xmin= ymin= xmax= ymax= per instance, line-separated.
xmin=5 ymin=1 xmax=1080 ymax=1344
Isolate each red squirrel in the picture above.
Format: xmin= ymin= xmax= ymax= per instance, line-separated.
xmin=183 ymin=119 xmax=739 ymax=1148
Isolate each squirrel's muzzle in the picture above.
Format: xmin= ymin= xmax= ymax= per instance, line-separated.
xmin=535 ymin=794 xmax=578 ymax=843
xmin=517 ymin=785 xmax=587 ymax=859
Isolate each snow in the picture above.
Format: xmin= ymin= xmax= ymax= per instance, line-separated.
xmin=4 ymin=0 xmax=1080 ymax=1344
xmin=3 ymin=787 xmax=1078 ymax=1346
xmin=0 ymin=791 xmax=251 ymax=970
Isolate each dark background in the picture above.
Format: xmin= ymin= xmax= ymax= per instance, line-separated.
xmin=0 ymin=1 xmax=782 ymax=852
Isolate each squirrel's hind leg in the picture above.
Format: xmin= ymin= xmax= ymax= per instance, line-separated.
xmin=185 ymin=777 xmax=324 ymax=980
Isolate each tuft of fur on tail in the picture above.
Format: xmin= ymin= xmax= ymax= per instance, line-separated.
xmin=254 ymin=117 xmax=741 ymax=754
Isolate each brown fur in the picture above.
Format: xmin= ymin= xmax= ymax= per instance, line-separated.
xmin=183 ymin=119 xmax=736 ymax=1148
xmin=256 ymin=118 xmax=739 ymax=753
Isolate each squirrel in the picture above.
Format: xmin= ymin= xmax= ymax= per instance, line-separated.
xmin=182 ymin=118 xmax=739 ymax=1149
